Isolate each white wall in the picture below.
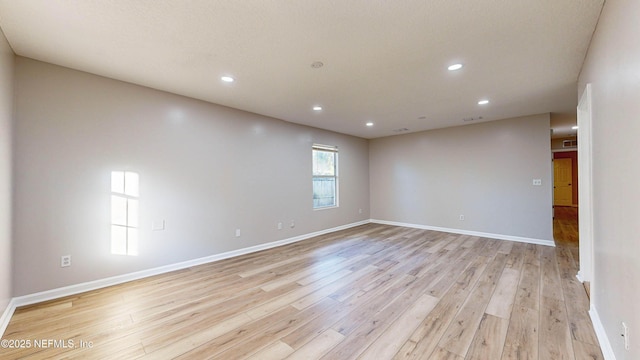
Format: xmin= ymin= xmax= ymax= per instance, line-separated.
xmin=12 ymin=58 xmax=370 ymax=296
xmin=579 ymin=0 xmax=640 ymax=358
xmin=0 ymin=29 xmax=13 ymax=315
xmin=370 ymin=114 xmax=553 ymax=242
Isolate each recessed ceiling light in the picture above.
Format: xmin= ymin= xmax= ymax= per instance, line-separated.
xmin=366 ymin=122 xmax=374 ymax=127
xmin=221 ymin=76 xmax=234 ymax=83
xmin=572 ymin=125 xmax=579 ymax=130
xmin=477 ymin=99 xmax=489 ymax=105
xmin=448 ymin=63 xmax=463 ymax=71
xmin=313 ymin=106 xmax=322 ymax=111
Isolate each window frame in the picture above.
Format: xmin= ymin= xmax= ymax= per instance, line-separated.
xmin=312 ymin=144 xmax=339 ymax=210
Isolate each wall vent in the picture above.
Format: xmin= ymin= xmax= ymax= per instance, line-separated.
xmin=563 ymin=139 xmax=578 ymax=148
xmin=392 ymin=128 xmax=410 ymax=133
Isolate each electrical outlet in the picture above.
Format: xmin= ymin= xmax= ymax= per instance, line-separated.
xmin=532 ymin=179 xmax=542 ymax=186
xmin=459 ymin=215 xmax=465 ymax=221
xmin=290 ymin=220 xmax=295 ymax=228
xmin=359 ymin=208 xmax=363 ymax=214
xmin=61 ymin=255 xmax=71 ymax=267
xmin=235 ymin=229 xmax=241 ymax=237
xmin=623 ymin=322 xmax=630 ymax=350
xmin=277 ymin=222 xmax=283 ymax=230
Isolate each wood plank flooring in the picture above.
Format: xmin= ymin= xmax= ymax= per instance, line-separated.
xmin=1 ymin=224 xmax=603 ymax=359
xmin=553 ymin=206 xmax=589 ymax=299
xmin=553 ymin=206 xmax=579 ymax=248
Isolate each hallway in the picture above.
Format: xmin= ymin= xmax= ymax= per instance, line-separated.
xmin=553 ymin=206 xmax=579 ymax=247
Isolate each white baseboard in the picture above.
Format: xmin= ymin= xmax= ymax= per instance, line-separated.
xmin=0 ymin=298 xmax=17 ymax=338
xmin=370 ymin=219 xmax=555 ymax=247
xmin=589 ymin=304 xmax=617 ymax=360
xmin=1 ymin=219 xmax=370 ymax=338
xmin=2 ymin=218 xmax=554 ymax=338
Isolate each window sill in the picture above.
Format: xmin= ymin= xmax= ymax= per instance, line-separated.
xmin=313 ymin=205 xmax=339 ymax=211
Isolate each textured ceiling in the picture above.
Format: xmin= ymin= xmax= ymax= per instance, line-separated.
xmin=0 ymin=0 xmax=603 ymax=139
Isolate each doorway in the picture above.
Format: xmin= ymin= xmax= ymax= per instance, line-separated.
xmin=552 ymin=151 xmax=579 ymax=247
xmin=549 ymin=115 xmax=582 ymax=291
xmin=548 ymin=85 xmax=593 ymax=299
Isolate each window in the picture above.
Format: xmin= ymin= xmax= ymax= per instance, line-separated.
xmin=111 ymin=171 xmax=139 ymax=255
xmin=312 ymin=144 xmax=338 ymax=209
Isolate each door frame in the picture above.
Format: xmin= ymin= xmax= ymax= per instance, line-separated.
xmin=577 ymin=84 xmax=594 ymax=286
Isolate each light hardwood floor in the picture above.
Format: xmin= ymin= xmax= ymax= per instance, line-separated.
xmin=1 ymin=224 xmax=602 ymax=359
xmin=553 ymin=206 xmax=588 ymax=298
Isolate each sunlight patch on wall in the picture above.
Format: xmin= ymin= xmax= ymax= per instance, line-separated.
xmin=111 ymin=171 xmax=139 ymax=256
